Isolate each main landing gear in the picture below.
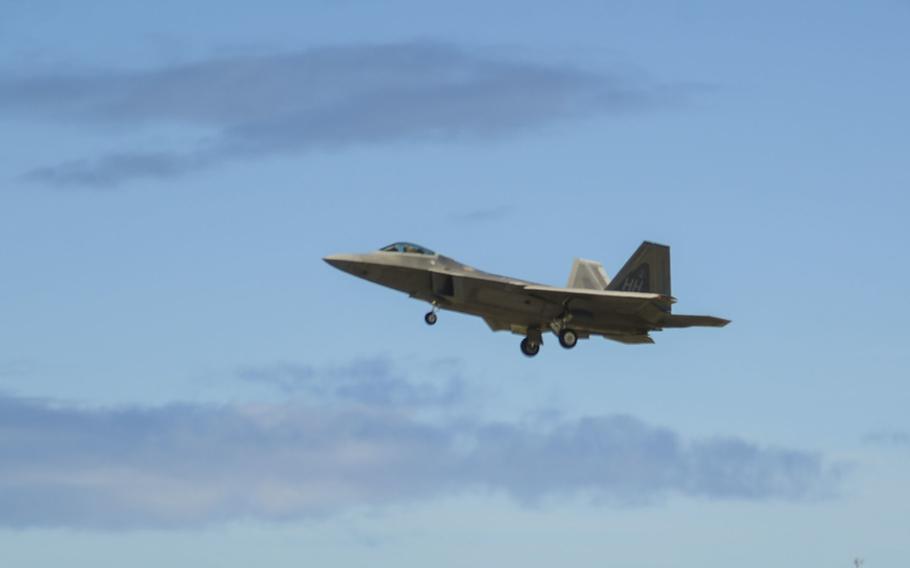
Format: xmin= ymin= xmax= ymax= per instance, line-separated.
xmin=551 ymin=311 xmax=578 ymax=350
xmin=558 ymin=328 xmax=578 ymax=349
xmin=520 ymin=328 xmax=543 ymax=357
xmin=520 ymin=336 xmax=541 ymax=357
xmin=520 ymin=326 xmax=579 ymax=357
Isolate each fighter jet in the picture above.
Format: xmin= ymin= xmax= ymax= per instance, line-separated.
xmin=324 ymin=241 xmax=729 ymax=357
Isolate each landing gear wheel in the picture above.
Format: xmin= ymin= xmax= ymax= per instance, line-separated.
xmin=424 ymin=311 xmax=438 ymax=326
xmin=520 ymin=337 xmax=541 ymax=357
xmin=558 ymin=329 xmax=578 ymax=349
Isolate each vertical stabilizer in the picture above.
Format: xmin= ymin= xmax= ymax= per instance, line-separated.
xmin=567 ymin=259 xmax=610 ymax=290
xmin=606 ymin=241 xmax=671 ymax=296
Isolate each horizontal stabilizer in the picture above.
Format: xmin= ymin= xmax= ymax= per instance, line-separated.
xmin=602 ymin=333 xmax=654 ymax=344
xmin=660 ymin=314 xmax=730 ymax=328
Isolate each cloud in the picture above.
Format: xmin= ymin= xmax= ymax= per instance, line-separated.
xmin=1 ymin=42 xmax=682 ymax=187
xmin=0 ymin=391 xmax=837 ymax=529
xmin=863 ymin=429 xmax=910 ymax=447
xmin=237 ymin=357 xmax=466 ymax=407
xmin=22 ymin=152 xmax=208 ymax=188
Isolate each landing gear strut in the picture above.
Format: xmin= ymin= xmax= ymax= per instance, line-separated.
xmin=424 ymin=301 xmax=439 ymax=326
xmin=549 ymin=310 xmax=578 ymax=350
xmin=520 ymin=329 xmax=543 ymax=357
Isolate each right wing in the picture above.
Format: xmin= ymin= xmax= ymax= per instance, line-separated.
xmin=522 ymin=285 xmax=674 ymax=322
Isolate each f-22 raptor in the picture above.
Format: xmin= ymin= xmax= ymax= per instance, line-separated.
xmin=324 ymin=241 xmax=729 ymax=357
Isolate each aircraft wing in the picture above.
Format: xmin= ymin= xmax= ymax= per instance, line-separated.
xmin=522 ymin=285 xmax=675 ymax=318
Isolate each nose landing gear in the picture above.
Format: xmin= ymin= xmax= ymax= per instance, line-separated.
xmin=424 ymin=301 xmax=439 ymax=325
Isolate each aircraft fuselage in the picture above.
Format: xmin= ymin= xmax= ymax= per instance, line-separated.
xmin=324 ymin=242 xmax=729 ymax=356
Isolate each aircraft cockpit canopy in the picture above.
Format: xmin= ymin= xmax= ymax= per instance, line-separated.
xmin=380 ymin=242 xmax=436 ymax=255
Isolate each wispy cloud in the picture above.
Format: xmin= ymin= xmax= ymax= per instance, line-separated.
xmin=0 ymin=390 xmax=837 ymax=529
xmin=238 ymin=357 xmax=465 ymax=407
xmin=863 ymin=429 xmax=910 ymax=447
xmin=1 ymin=42 xmax=683 ymax=187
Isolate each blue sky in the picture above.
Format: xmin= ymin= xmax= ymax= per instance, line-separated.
xmin=2 ymin=1 xmax=909 ymax=566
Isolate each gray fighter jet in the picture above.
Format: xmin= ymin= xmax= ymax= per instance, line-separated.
xmin=324 ymin=241 xmax=729 ymax=357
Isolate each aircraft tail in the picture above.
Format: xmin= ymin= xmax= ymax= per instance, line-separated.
xmin=606 ymin=241 xmax=671 ymax=297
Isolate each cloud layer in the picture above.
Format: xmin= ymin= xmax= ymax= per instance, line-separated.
xmin=0 ymin=386 xmax=835 ymax=529
xmin=238 ymin=357 xmax=466 ymax=407
xmin=1 ymin=42 xmax=677 ymax=187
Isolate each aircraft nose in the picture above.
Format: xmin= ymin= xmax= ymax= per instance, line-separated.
xmin=322 ymin=253 xmax=361 ymax=274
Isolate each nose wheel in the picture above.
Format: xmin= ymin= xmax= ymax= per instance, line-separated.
xmin=424 ymin=301 xmax=439 ymax=325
